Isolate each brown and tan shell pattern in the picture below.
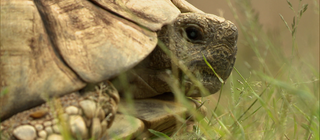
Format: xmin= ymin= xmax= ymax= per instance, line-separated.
xmin=0 ymin=0 xmax=238 ymax=139
xmin=0 ymin=0 xmax=211 ymax=139
xmin=0 ymin=0 xmax=201 ymax=121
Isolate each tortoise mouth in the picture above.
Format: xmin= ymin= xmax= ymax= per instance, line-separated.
xmin=182 ymin=67 xmax=222 ymax=97
xmin=128 ymin=66 xmax=222 ymax=98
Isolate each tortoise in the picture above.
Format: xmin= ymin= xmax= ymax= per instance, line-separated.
xmin=0 ymin=0 xmax=238 ymax=139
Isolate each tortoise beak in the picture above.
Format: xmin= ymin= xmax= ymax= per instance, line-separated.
xmin=182 ymin=43 xmax=237 ymax=97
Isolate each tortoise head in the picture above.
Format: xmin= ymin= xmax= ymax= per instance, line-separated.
xmin=126 ymin=13 xmax=238 ymax=98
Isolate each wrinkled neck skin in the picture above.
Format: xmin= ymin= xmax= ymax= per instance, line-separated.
xmin=118 ymin=13 xmax=238 ymax=99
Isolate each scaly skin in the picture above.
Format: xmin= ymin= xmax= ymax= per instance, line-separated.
xmin=1 ymin=82 xmax=119 ymax=139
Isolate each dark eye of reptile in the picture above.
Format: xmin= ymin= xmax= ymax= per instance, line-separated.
xmin=185 ymin=26 xmax=204 ymax=41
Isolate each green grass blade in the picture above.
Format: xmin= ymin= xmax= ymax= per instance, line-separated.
xmin=148 ymin=129 xmax=173 ymax=140
xmin=202 ymin=53 xmax=224 ymax=84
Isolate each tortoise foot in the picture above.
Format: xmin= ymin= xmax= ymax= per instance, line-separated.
xmin=0 ymin=82 xmax=119 ymax=140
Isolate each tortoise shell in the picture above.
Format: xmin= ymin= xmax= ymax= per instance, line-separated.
xmin=0 ymin=0 xmax=204 ymax=120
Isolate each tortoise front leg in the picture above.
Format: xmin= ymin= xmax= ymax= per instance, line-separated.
xmin=0 ymin=82 xmax=119 ymax=140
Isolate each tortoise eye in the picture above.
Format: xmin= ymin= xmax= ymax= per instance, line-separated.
xmin=185 ymin=26 xmax=204 ymax=42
